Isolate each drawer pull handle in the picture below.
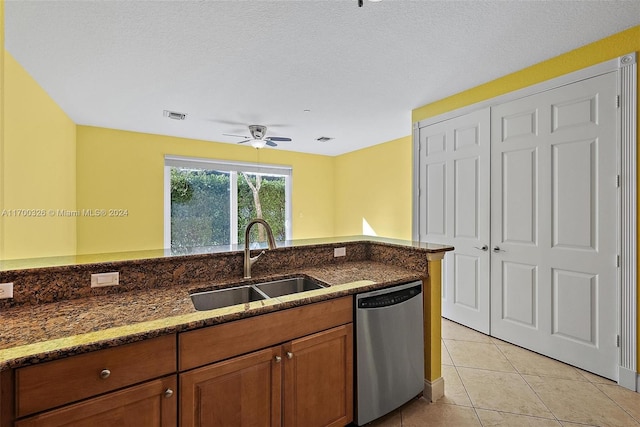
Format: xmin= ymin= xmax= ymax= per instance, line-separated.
xmin=274 ymin=355 xmax=282 ymax=363
xmin=99 ymin=369 xmax=111 ymax=379
xmin=164 ymin=389 xmax=174 ymax=398
xmin=286 ymin=352 xmax=293 ymax=359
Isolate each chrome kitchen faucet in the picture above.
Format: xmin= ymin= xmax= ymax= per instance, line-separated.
xmin=243 ymin=219 xmax=277 ymax=279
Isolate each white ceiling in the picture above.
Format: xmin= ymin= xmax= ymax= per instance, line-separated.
xmin=5 ymin=1 xmax=640 ymax=156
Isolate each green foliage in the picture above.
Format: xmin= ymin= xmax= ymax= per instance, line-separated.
xmin=170 ymin=168 xmax=286 ymax=250
xmin=238 ymin=175 xmax=286 ymax=244
xmin=171 ymin=168 xmax=230 ymax=248
xmin=170 ymin=169 xmax=194 ymax=203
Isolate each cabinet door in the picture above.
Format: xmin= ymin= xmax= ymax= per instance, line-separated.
xmin=180 ymin=346 xmax=282 ymax=427
xmin=283 ymin=324 xmax=353 ymax=427
xmin=15 ymin=376 xmax=177 ymax=427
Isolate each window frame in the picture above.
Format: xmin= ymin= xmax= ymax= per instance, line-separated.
xmin=164 ymin=155 xmax=292 ymax=249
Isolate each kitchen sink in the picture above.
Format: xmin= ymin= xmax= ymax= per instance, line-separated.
xmin=190 ymin=286 xmax=266 ymax=311
xmin=190 ymin=277 xmax=326 ymax=311
xmin=255 ymin=277 xmax=325 ymax=298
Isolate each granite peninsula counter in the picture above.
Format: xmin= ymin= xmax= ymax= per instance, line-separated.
xmin=0 ymin=237 xmax=452 ymax=425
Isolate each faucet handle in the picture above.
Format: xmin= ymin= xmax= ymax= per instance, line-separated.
xmin=249 ymin=250 xmax=266 ymax=265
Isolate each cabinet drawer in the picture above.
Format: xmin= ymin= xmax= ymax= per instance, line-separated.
xmin=15 ymin=334 xmax=176 ymax=417
xmin=179 ymin=296 xmax=353 ymax=370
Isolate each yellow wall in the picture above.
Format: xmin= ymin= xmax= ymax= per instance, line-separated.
xmin=334 ymin=136 xmax=412 ymax=240
xmin=0 ymin=0 xmax=5 ymax=260
xmin=2 ymin=51 xmax=77 ymax=259
xmin=75 ymin=126 xmax=335 ymax=254
xmin=413 ymin=25 xmax=640 ymax=374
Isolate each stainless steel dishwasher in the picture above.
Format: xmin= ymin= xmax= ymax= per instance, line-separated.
xmin=355 ymin=280 xmax=424 ymax=425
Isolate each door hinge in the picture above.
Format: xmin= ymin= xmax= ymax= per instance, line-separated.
xmin=616 ymin=174 xmax=621 ymax=188
xmin=617 ymin=254 xmax=620 ymax=267
xmin=616 ymin=95 xmax=621 ymax=108
xmin=616 ymin=334 xmax=620 ymax=347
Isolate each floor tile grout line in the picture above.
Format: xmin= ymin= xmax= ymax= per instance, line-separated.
xmin=447 ymin=323 xmax=563 ymax=425
xmin=445 ymin=338 xmax=478 ymax=419
xmin=442 ymin=318 xmax=640 ymax=427
xmin=493 ymin=338 xmax=521 ymax=375
xmin=471 ymin=406 xmax=485 ymax=426
xmin=491 ymin=341 xmax=561 ymax=423
xmin=592 ymin=382 xmax=640 ymax=425
xmin=479 ymin=408 xmax=570 ymax=425
xmin=448 ymin=365 xmax=485 ymax=427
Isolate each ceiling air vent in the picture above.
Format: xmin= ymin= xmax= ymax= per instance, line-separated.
xmin=316 ymin=136 xmax=334 ymax=142
xmin=163 ymin=110 xmax=187 ymax=120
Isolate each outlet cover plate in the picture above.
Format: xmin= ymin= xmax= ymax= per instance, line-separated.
xmin=334 ymin=247 xmax=346 ymax=257
xmin=91 ymin=272 xmax=120 ymax=288
xmin=0 ymin=283 xmax=14 ymax=299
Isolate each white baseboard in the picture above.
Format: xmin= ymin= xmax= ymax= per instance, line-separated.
xmin=424 ymin=377 xmax=445 ymax=402
xmin=618 ymin=366 xmax=638 ymax=391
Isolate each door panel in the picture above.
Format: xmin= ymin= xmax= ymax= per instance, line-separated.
xmin=491 ymin=71 xmax=618 ymax=379
xmin=454 ymin=254 xmax=479 ymax=310
xmin=418 ymin=107 xmax=491 ymax=334
xmin=454 ymin=157 xmax=479 ymax=239
xmin=425 ymin=162 xmax=446 ymax=237
xmin=501 ymin=148 xmax=538 ymax=245
xmin=552 ymin=139 xmax=596 ymax=250
xmin=501 ymin=261 xmax=538 ymax=328
xmin=552 ymin=269 xmax=597 ymax=345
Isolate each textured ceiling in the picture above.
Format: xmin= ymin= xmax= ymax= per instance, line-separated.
xmin=5 ymin=1 xmax=640 ymax=156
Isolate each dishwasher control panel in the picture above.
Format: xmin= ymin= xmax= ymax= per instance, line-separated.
xmin=357 ymin=284 xmax=421 ymax=309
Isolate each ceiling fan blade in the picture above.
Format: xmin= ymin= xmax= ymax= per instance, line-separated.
xmin=267 ymin=137 xmax=292 ymax=142
xmin=223 ymin=133 xmax=250 ymax=138
xmin=265 ymin=140 xmax=278 ymax=147
xmin=208 ymin=119 xmax=248 ymax=126
xmin=237 ymin=139 xmax=251 ymax=144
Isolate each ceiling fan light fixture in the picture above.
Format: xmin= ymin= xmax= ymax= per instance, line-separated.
xmin=250 ymin=139 xmax=267 ymax=149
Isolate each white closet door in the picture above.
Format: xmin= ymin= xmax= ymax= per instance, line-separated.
xmin=418 ymin=108 xmax=491 ymax=334
xmin=490 ymin=72 xmax=618 ymax=379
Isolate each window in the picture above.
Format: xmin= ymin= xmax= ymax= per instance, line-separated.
xmin=164 ymin=156 xmax=292 ymax=252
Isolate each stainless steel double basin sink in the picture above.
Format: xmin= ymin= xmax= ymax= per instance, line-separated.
xmin=190 ymin=277 xmax=326 ymax=311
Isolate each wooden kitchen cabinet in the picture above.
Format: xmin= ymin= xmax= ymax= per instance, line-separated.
xmin=283 ymin=324 xmax=353 ymax=427
xmin=5 ymin=298 xmax=354 ymax=427
xmin=180 ymin=297 xmax=353 ymax=427
xmin=14 ymin=375 xmax=177 ymax=427
xmin=181 ymin=347 xmax=282 ymax=427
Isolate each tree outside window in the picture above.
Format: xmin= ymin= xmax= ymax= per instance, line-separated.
xmin=165 ymin=157 xmax=290 ymax=251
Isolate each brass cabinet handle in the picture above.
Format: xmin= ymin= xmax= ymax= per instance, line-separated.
xmin=274 ymin=355 xmax=282 ymax=363
xmin=99 ymin=369 xmax=111 ymax=379
xmin=286 ymin=352 xmax=293 ymax=359
xmin=164 ymin=389 xmax=174 ymax=398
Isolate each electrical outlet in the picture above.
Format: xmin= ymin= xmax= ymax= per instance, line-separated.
xmin=334 ymin=247 xmax=346 ymax=257
xmin=91 ymin=272 xmax=120 ymax=288
xmin=0 ymin=283 xmax=14 ymax=299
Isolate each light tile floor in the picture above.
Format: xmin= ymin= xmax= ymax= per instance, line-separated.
xmin=370 ymin=318 xmax=640 ymax=427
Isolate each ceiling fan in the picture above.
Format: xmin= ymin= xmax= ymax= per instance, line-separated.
xmin=224 ymin=125 xmax=292 ymax=149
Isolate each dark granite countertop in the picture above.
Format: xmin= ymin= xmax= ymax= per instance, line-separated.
xmin=0 ymin=260 xmax=425 ymax=370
